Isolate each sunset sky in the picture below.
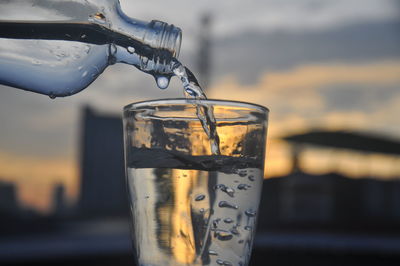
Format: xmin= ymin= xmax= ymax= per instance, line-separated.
xmin=0 ymin=0 xmax=399 ymax=212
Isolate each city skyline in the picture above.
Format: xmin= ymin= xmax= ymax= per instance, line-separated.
xmin=0 ymin=0 xmax=399 ymax=212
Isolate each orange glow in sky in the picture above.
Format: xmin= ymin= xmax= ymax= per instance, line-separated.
xmin=1 ymin=60 xmax=400 ymax=212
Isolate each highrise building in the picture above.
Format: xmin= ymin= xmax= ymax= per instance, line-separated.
xmin=78 ymin=106 xmax=129 ymax=218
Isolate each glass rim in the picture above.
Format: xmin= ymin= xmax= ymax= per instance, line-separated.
xmin=123 ymin=98 xmax=269 ymax=113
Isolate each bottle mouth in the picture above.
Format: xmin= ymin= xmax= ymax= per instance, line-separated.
xmin=148 ymin=20 xmax=182 ymax=59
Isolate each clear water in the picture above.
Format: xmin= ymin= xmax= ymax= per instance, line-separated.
xmin=171 ymin=60 xmax=221 ymax=155
xmin=127 ymin=148 xmax=264 ymax=266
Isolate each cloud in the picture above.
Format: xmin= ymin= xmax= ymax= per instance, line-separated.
xmin=209 ymin=61 xmax=400 ymax=134
xmin=121 ymin=0 xmax=399 ymax=37
xmin=208 ymin=60 xmax=400 ymax=178
xmin=212 ymin=20 xmax=400 ymax=84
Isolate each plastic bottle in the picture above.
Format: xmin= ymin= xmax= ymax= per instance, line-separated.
xmin=0 ymin=0 xmax=181 ymax=97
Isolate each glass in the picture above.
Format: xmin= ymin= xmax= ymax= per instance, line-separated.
xmin=123 ymin=99 xmax=269 ymax=266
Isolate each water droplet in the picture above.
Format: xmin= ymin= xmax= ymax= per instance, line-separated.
xmin=156 ymin=76 xmax=170 ymax=89
xmin=31 ymin=59 xmax=41 ymax=65
xmin=78 ymin=66 xmax=83 ymax=70
xmin=81 ymin=34 xmax=87 ymax=39
xmin=214 ymin=184 xmax=224 ymax=190
xmin=230 ymin=227 xmax=240 ymax=235
xmin=238 ymin=239 xmax=244 ymax=244
xmin=218 ymin=201 xmax=238 ymax=209
xmin=221 ymin=186 xmax=235 ymax=197
xmin=91 ymin=12 xmax=106 ymax=23
xmin=237 ymin=184 xmax=251 ymax=190
xmin=200 ymin=208 xmax=205 ymax=213
xmin=223 ymin=261 xmax=233 ymax=266
xmin=248 ymin=175 xmax=255 ymax=181
xmin=224 ymin=218 xmax=233 ymax=223
xmin=245 ymin=209 xmax=256 ymax=217
xmin=195 ymin=194 xmax=205 ymax=201
xmin=244 ymin=226 xmax=252 ymax=231
xmin=215 ymin=230 xmax=233 ymax=241
xmin=211 ymin=144 xmax=219 ymax=155
xmin=185 ymin=88 xmax=197 ymax=97
xmin=208 ymin=250 xmax=218 ymax=256
xmin=127 ymin=46 xmax=135 ymax=54
xmin=81 ymin=70 xmax=88 ymax=77
xmin=216 ymin=259 xmax=224 ymax=265
xmin=238 ymin=170 xmax=247 ymax=177
xmin=49 ymin=93 xmax=56 ymax=99
xmin=212 ymin=218 xmax=221 ymax=228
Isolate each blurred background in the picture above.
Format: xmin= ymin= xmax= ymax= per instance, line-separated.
xmin=1 ymin=0 xmax=400 ymax=265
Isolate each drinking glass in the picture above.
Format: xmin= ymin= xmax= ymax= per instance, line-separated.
xmin=123 ymin=99 xmax=269 ymax=266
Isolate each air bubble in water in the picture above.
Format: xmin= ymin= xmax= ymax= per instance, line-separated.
xmin=156 ymin=76 xmax=170 ymax=89
xmin=214 ymin=184 xmax=224 ymax=190
xmin=237 ymin=184 xmax=251 ymax=190
xmin=218 ymin=201 xmax=238 ymax=209
xmin=223 ymin=261 xmax=233 ymax=266
xmin=82 ymin=70 xmax=88 ymax=77
xmin=212 ymin=218 xmax=221 ymax=228
xmin=209 ymin=250 xmax=218 ymax=256
xmin=238 ymin=170 xmax=247 ymax=177
xmin=185 ymin=88 xmax=197 ymax=97
xmin=215 ymin=230 xmax=233 ymax=241
xmin=230 ymin=227 xmax=239 ymax=235
xmin=224 ymin=218 xmax=233 ymax=224
xmin=127 ymin=46 xmax=135 ymax=54
xmin=221 ymin=186 xmax=235 ymax=197
xmin=245 ymin=209 xmax=256 ymax=217
xmin=216 ymin=259 xmax=224 ymax=265
xmin=195 ymin=194 xmax=205 ymax=201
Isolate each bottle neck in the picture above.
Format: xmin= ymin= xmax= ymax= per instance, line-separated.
xmin=111 ymin=4 xmax=182 ymax=74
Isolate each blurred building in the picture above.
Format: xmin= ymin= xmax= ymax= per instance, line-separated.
xmin=0 ymin=180 xmax=19 ymax=218
xmin=78 ymin=106 xmax=129 ymax=218
xmin=259 ymin=172 xmax=400 ymax=231
xmin=258 ymin=129 xmax=400 ymax=232
xmin=52 ymin=183 xmax=67 ymax=217
xmin=196 ymin=13 xmax=213 ymax=90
